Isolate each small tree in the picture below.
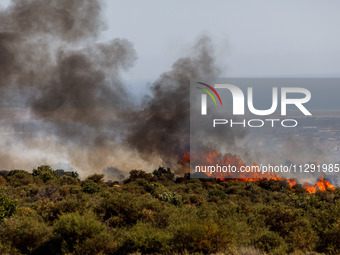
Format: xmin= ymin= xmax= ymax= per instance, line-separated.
xmin=82 ymin=182 xmax=101 ymax=194
xmin=52 ymin=212 xmax=109 ymax=254
xmin=6 ymin=170 xmax=34 ymax=187
xmin=0 ymin=193 xmax=17 ymax=222
xmin=84 ymin=173 xmax=104 ymax=184
xmin=153 ymin=167 xmax=174 ymax=181
xmin=0 ymin=176 xmax=8 ymax=186
xmin=125 ymin=170 xmax=154 ymax=183
xmin=159 ymin=192 xmax=182 ymax=206
xmin=0 ymin=213 xmax=51 ymax=254
xmin=32 ymin=165 xmax=58 ymax=183
xmin=55 ymin=169 xmax=79 ymax=179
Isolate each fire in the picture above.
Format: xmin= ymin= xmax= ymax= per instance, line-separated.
xmin=185 ymin=149 xmax=335 ymax=193
xmin=180 ymin=152 xmax=190 ymax=166
xmin=304 ymin=175 xmax=335 ymax=193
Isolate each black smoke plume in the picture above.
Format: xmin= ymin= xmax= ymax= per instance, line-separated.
xmin=125 ymin=36 xmax=221 ymax=165
xmin=0 ymin=0 xmax=138 ymax=175
xmin=0 ymin=0 xmax=232 ymax=176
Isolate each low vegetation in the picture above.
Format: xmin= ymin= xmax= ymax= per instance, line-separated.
xmin=0 ymin=166 xmax=339 ymax=254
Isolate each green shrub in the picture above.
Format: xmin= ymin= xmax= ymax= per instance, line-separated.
xmin=286 ymin=219 xmax=316 ymax=252
xmin=33 ymin=196 xmax=87 ymax=221
xmin=73 ymin=231 xmax=118 ymax=255
xmin=0 ymin=176 xmax=8 ymax=186
xmin=125 ymin=169 xmax=154 ymax=183
xmin=262 ymin=205 xmax=301 ymax=237
xmin=189 ymin=194 xmax=205 ymax=205
xmin=120 ymin=222 xmax=171 ymax=254
xmin=82 ymin=182 xmax=101 ymax=194
xmin=152 ymin=166 xmax=174 ymax=181
xmin=0 ymin=166 xmax=338 ymax=254
xmin=32 ymin=165 xmax=58 ymax=183
xmin=6 ymin=170 xmax=34 ymax=187
xmin=52 ymin=212 xmax=110 ymax=254
xmin=170 ymin=219 xmax=232 ymax=253
xmin=254 ymin=229 xmax=288 ymax=254
xmin=59 ymin=175 xmax=80 ymax=185
xmin=144 ymin=182 xmax=165 ymax=196
xmin=292 ymin=184 xmax=307 ymax=194
xmin=225 ymin=183 xmax=246 ymax=194
xmin=159 ymin=192 xmax=183 ymax=206
xmin=96 ymin=193 xmax=168 ymax=228
xmin=0 ymin=213 xmax=51 ymax=254
xmin=0 ymin=193 xmax=17 ymax=222
xmin=257 ymin=179 xmax=290 ymax=192
xmin=0 ymin=242 xmax=20 ymax=255
xmin=84 ymin=173 xmax=105 ymax=184
xmin=318 ymin=219 xmax=340 ymax=254
xmin=208 ymin=189 xmax=226 ymax=201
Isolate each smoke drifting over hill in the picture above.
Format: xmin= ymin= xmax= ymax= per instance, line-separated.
xmin=125 ymin=36 xmax=222 ymax=164
xmin=0 ymin=0 xmax=334 ymax=187
xmin=0 ymin=0 xmax=225 ymax=176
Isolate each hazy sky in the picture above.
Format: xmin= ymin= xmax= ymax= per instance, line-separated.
xmin=102 ymin=0 xmax=340 ymax=79
xmin=1 ymin=0 xmax=340 ymax=80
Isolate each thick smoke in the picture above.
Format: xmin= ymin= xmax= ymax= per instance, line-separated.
xmin=0 ymin=1 xmax=334 ymax=184
xmin=31 ymin=40 xmax=136 ymax=146
xmin=103 ymin=167 xmax=125 ymax=182
xmin=0 ymin=0 xmax=139 ymax=175
xmin=0 ymin=0 xmax=105 ymax=88
xmin=0 ymin=0 xmax=229 ymax=176
xmin=125 ymin=36 xmax=221 ymax=165
xmin=124 ymin=36 xmax=249 ymax=172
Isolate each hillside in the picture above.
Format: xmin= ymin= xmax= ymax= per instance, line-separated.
xmin=0 ymin=166 xmax=339 ymax=255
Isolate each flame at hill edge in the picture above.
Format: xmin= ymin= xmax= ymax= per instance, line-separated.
xmin=182 ymin=150 xmax=335 ymax=193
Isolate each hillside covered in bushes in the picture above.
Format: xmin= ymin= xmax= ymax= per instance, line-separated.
xmin=0 ymin=166 xmax=339 ymax=255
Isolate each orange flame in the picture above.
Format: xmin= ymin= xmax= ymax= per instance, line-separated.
xmin=184 ymin=149 xmax=335 ymax=193
xmin=304 ymin=175 xmax=335 ymax=193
